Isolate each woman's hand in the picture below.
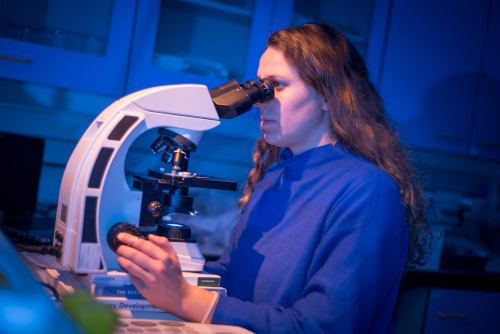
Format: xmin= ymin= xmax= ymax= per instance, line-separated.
xmin=116 ymin=233 xmax=217 ymax=322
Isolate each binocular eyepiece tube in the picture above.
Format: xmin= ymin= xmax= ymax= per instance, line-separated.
xmin=209 ymin=78 xmax=275 ymax=119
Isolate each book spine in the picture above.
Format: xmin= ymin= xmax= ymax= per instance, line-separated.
xmin=95 ymin=298 xmax=166 ymax=312
xmin=196 ymin=277 xmax=221 ymax=287
xmin=87 ymin=274 xmax=220 ymax=287
xmin=93 ymin=285 xmax=144 ymax=298
xmin=204 ymin=287 xmax=227 ymax=296
xmin=86 ymin=275 xmax=132 ymax=285
xmin=92 ymin=285 xmax=226 ymax=298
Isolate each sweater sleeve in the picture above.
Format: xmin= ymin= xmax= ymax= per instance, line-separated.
xmin=203 ymin=246 xmax=231 ymax=285
xmin=203 ymin=209 xmax=247 ymax=286
xmin=209 ymin=172 xmax=408 ymax=334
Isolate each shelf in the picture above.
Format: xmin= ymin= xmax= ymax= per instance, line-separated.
xmin=401 ymin=269 xmax=500 ymax=292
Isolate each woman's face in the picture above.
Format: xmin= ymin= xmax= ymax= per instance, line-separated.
xmin=256 ymin=47 xmax=336 ymax=155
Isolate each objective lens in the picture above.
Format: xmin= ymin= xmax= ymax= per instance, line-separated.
xmin=150 ymin=136 xmax=166 ymax=154
xmin=161 ymin=149 xmax=173 ymax=164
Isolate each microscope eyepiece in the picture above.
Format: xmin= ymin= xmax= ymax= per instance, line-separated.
xmin=209 ymin=78 xmax=275 ymax=119
xmin=240 ymin=78 xmax=274 ymax=104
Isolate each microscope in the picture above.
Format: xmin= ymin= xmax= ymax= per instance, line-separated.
xmin=52 ymin=78 xmax=274 ymax=275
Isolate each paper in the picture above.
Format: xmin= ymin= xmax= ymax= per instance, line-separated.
xmin=21 ymin=252 xmax=70 ymax=271
xmin=36 ymin=269 xmax=48 ymax=283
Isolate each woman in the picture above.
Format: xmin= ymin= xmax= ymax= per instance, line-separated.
xmin=117 ymin=23 xmax=430 ymax=333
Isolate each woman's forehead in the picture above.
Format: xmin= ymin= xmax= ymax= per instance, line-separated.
xmin=257 ymin=47 xmax=299 ymax=80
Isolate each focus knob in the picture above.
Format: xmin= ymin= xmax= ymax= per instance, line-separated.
xmin=107 ymin=222 xmax=142 ymax=253
xmin=157 ymin=223 xmax=191 ymax=240
xmin=147 ymin=201 xmax=163 ymax=217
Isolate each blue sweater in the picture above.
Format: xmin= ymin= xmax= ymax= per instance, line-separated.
xmin=204 ymin=143 xmax=408 ymax=333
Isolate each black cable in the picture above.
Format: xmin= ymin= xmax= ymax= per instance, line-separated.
xmin=39 ymin=282 xmax=61 ymax=302
xmin=17 ymin=244 xmax=62 ymax=257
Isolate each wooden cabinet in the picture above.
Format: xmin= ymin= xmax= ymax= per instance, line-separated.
xmin=468 ymin=0 xmax=500 ymax=160
xmin=376 ymin=0 xmax=491 ymax=156
xmin=0 ymin=0 xmax=377 ymax=112
xmin=423 ymin=287 xmax=500 ymax=333
xmin=0 ymin=0 xmax=136 ymax=96
xmin=0 ymin=0 xmax=275 ymax=101
xmin=395 ymin=284 xmax=500 ymax=334
xmin=125 ymin=0 xmax=275 ymax=121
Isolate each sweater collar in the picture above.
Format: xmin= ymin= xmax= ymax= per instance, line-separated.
xmin=279 ymin=142 xmax=344 ymax=172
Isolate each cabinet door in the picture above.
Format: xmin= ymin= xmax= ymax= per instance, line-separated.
xmin=423 ymin=287 xmax=500 ymax=334
xmin=126 ymin=0 xmax=274 ymax=108
xmin=469 ymin=0 xmax=500 ymax=160
xmin=379 ymin=0 xmax=490 ymax=154
xmin=0 ymin=0 xmax=135 ymax=96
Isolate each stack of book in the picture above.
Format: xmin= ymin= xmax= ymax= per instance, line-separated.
xmin=46 ymin=269 xmax=225 ymax=313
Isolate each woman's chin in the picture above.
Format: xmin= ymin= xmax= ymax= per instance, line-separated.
xmin=263 ymin=133 xmax=283 ymax=147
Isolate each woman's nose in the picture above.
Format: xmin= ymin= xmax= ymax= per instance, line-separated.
xmin=254 ymin=99 xmax=270 ymax=109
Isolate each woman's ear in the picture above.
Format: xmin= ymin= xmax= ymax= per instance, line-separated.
xmin=317 ymin=93 xmax=329 ymax=112
xmin=322 ymin=99 xmax=330 ymax=112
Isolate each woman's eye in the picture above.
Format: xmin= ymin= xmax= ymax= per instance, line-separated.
xmin=273 ymin=81 xmax=284 ymax=89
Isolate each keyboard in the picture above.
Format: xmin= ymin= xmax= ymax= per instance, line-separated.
xmin=113 ymin=318 xmax=254 ymax=333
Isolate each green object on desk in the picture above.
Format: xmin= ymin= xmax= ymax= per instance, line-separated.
xmin=63 ymin=290 xmax=119 ymax=334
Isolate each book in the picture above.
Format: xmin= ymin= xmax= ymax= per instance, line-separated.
xmin=94 ymin=284 xmax=227 ymax=312
xmin=46 ymin=268 xmax=81 ymax=296
xmin=45 ymin=269 xmax=166 ymax=313
xmin=183 ymin=272 xmax=221 ymax=287
xmin=46 ymin=269 xmax=226 ymax=307
xmin=95 ymin=297 xmax=166 ymax=312
xmin=91 ymin=284 xmax=226 ymax=299
xmin=78 ymin=270 xmax=132 ymax=285
xmin=80 ymin=270 xmax=221 ymax=287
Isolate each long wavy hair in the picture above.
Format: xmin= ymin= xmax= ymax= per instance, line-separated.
xmin=238 ymin=23 xmax=432 ymax=268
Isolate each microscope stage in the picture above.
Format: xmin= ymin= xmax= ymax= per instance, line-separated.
xmin=134 ymin=169 xmax=237 ymax=191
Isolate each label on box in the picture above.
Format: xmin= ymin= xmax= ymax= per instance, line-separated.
xmin=79 ymin=243 xmax=101 ymax=269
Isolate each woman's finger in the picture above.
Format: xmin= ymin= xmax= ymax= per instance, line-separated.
xmin=117 ymin=232 xmax=168 ymax=261
xmin=148 ymin=234 xmax=177 ymax=255
xmin=116 ymin=244 xmax=154 ymax=271
xmin=117 ymin=254 xmax=156 ymax=284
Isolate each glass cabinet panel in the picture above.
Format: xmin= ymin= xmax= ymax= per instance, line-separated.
xmin=291 ymin=0 xmax=374 ymax=58
xmin=0 ymin=0 xmax=114 ymax=56
xmin=152 ymin=0 xmax=255 ymax=81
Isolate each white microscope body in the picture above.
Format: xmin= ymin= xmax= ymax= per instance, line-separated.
xmin=52 ymin=79 xmax=273 ymax=275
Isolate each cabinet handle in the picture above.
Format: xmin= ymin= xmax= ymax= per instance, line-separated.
xmin=0 ymin=55 xmax=32 ymax=63
xmin=436 ymin=311 xmax=468 ymax=318
xmin=435 ymin=133 xmax=464 ymax=142
xmin=478 ymin=141 xmax=500 ymax=149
